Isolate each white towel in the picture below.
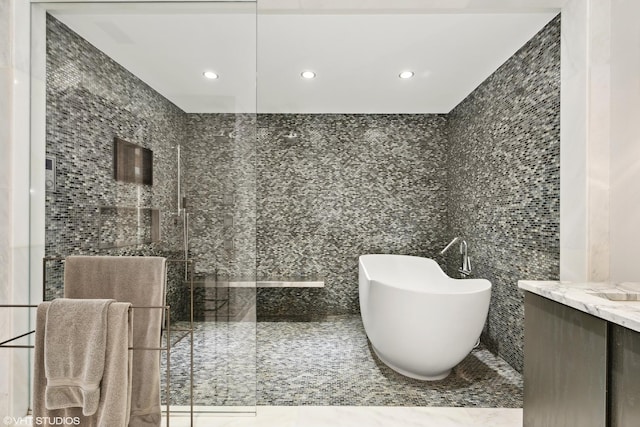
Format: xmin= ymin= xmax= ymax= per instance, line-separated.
xmin=44 ymin=298 xmax=113 ymax=415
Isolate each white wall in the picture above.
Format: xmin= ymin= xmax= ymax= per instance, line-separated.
xmin=564 ymin=0 xmax=640 ymax=283
xmin=559 ymin=0 xmax=590 ymax=281
xmin=0 ymin=0 xmax=32 ymax=418
xmin=610 ymin=0 xmax=640 ymax=282
xmin=558 ymin=0 xmax=617 ymax=282
xmin=586 ymin=0 xmax=612 ymax=282
xmin=0 ymin=0 xmax=14 ymax=417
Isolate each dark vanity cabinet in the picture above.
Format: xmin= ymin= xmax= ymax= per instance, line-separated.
xmin=523 ymin=292 xmax=607 ymax=427
xmin=610 ymin=325 xmax=640 ymax=426
xmin=524 ymin=292 xmax=640 ymax=427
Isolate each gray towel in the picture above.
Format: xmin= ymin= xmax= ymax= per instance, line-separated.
xmin=34 ymin=301 xmax=133 ymax=427
xmin=44 ymin=298 xmax=114 ymax=415
xmin=64 ymin=256 xmax=166 ymax=427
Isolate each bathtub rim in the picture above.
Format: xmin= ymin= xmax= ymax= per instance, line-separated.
xmin=359 ymin=254 xmax=491 ymax=295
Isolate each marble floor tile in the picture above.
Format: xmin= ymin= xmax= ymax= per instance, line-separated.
xmin=163 ymin=406 xmax=523 ymax=427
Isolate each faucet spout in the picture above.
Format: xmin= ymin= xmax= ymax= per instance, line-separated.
xmin=439 ymin=237 xmax=461 ymax=255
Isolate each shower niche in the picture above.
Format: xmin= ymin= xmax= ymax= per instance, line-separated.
xmin=98 ymin=206 xmax=160 ymax=249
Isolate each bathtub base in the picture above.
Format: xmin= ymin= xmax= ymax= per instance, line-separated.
xmin=371 ymin=346 xmax=451 ymax=381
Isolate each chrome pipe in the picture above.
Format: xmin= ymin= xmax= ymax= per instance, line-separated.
xmin=459 ymin=239 xmax=467 ymax=254
xmin=183 ymin=213 xmax=189 ymax=281
xmin=459 ymin=239 xmax=472 ymax=277
xmin=177 ymin=145 xmax=182 ymax=215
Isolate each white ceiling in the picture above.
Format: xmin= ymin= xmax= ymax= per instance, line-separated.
xmin=51 ymin=4 xmax=558 ymax=114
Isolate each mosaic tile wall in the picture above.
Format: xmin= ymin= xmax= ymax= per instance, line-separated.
xmin=256 ymin=114 xmax=449 ymax=317
xmin=446 ymin=15 xmax=561 ymax=373
xmin=46 ymin=11 xmax=561 ymax=374
xmin=45 ymin=15 xmax=189 ymax=319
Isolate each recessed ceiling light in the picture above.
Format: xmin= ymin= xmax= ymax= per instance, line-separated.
xmin=203 ymin=71 xmax=219 ymax=79
xmin=399 ymin=71 xmax=414 ymax=79
xmin=301 ymin=71 xmax=316 ymax=79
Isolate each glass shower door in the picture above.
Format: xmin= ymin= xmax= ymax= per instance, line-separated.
xmin=33 ymin=0 xmax=257 ymax=419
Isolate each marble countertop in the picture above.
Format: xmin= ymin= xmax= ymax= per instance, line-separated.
xmin=518 ymin=280 xmax=640 ymax=333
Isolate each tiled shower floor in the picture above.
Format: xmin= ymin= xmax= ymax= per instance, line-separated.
xmin=161 ymin=316 xmax=522 ymax=408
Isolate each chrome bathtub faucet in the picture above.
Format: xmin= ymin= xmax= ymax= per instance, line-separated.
xmin=440 ymin=237 xmax=472 ymax=277
xmin=458 ymin=240 xmax=472 ymax=277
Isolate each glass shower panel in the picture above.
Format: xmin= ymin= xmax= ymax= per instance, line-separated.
xmin=38 ymin=0 xmax=257 ymax=417
xmin=182 ymin=113 xmax=258 ymax=411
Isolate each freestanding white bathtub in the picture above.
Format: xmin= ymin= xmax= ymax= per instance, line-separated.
xmin=359 ymin=254 xmax=491 ymax=380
